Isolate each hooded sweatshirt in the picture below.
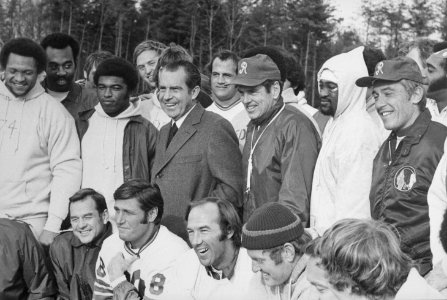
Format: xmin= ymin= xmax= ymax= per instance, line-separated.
xmin=0 ymin=80 xmax=81 ymax=233
xmin=81 ymin=101 xmax=142 ymax=215
xmin=310 ymin=47 xmax=381 ymax=235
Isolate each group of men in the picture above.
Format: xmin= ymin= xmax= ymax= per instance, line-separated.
xmin=2 ymin=31 xmax=447 ymax=300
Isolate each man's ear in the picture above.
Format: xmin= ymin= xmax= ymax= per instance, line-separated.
xmin=282 ymin=243 xmax=296 ymax=263
xmin=410 ymin=85 xmax=423 ymax=104
xmin=102 ymin=209 xmax=109 ymax=224
xmin=191 ymin=86 xmax=201 ymax=100
xmin=273 ymin=81 xmax=281 ymax=100
xmin=147 ymin=207 xmax=158 ymax=223
xmin=226 ymin=226 xmax=234 ymax=240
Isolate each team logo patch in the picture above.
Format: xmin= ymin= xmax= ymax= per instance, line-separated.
xmin=394 ymin=166 xmax=417 ymax=192
xmin=96 ymin=257 xmax=106 ymax=278
xmin=239 ymin=61 xmax=248 ymax=74
xmin=375 ymin=62 xmax=384 ymax=75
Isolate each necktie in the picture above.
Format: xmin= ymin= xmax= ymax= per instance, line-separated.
xmin=167 ymin=122 xmax=178 ymax=147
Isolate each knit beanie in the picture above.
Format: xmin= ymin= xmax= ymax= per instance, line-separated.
xmin=242 ymin=203 xmax=304 ymax=250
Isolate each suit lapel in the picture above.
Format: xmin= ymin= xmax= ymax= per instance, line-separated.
xmin=154 ymin=104 xmax=204 ymax=174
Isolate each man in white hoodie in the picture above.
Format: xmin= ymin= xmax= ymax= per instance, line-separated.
xmin=309 ymin=47 xmax=382 ymax=237
xmin=78 ymin=58 xmax=158 ymax=222
xmin=0 ymin=38 xmax=82 ymax=245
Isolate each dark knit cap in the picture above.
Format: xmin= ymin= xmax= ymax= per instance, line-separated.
xmin=242 ymin=203 xmax=304 ymax=250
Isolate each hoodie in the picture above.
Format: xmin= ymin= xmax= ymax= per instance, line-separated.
xmin=81 ymin=101 xmax=142 ymax=215
xmin=310 ymin=47 xmax=382 ymax=235
xmin=0 ymin=80 xmax=82 ymax=233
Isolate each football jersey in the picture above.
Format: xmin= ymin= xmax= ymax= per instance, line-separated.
xmin=93 ymin=225 xmax=189 ymax=300
xmin=207 ymin=100 xmax=250 ymax=152
xmin=161 ymin=247 xmax=257 ymax=300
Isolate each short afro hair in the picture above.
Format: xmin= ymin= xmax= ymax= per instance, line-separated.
xmin=94 ymin=57 xmax=139 ymax=92
xmin=0 ymin=38 xmax=47 ymax=73
xmin=41 ymin=33 xmax=80 ymax=63
xmin=363 ymin=46 xmax=386 ymax=77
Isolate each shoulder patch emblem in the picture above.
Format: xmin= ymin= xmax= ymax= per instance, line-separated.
xmin=394 ymin=166 xmax=416 ymax=192
xmin=97 ymin=257 xmax=106 ymax=278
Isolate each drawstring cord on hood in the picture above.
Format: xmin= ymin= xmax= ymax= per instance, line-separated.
xmin=14 ymin=99 xmax=25 ymax=152
xmin=0 ymin=95 xmax=25 ymax=153
xmin=101 ymin=118 xmax=119 ymax=172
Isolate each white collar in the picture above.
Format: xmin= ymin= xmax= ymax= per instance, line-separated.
xmin=172 ymin=104 xmax=196 ymax=128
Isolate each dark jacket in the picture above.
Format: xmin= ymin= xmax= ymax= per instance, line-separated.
xmin=42 ymin=81 xmax=98 ymax=122
xmin=49 ymin=223 xmax=113 ymax=300
xmin=242 ymin=99 xmax=320 ymax=224
xmin=78 ymin=108 xmax=158 ymax=182
xmin=0 ymin=218 xmax=56 ymax=299
xmin=370 ymin=110 xmax=447 ymax=276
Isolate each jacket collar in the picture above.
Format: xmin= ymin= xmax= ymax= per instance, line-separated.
xmin=251 ymin=97 xmax=284 ymax=127
xmin=154 ymin=104 xmax=204 ymax=175
xmin=71 ymin=222 xmax=113 ymax=248
xmin=394 ymin=109 xmax=431 ymax=144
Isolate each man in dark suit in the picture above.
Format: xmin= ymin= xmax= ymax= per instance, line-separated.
xmin=152 ymin=60 xmax=243 ymax=239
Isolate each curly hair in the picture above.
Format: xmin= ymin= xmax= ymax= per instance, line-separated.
xmin=41 ymin=33 xmax=80 ymax=63
xmin=0 ymin=38 xmax=47 ymax=73
xmin=313 ymin=219 xmax=412 ymax=300
xmin=94 ymin=57 xmax=139 ymax=92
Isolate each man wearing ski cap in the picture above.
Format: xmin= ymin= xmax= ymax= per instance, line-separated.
xmin=233 ymin=54 xmax=319 ymax=224
xmin=357 ymin=56 xmax=447 ymax=275
xmin=242 ymin=202 xmax=314 ymax=299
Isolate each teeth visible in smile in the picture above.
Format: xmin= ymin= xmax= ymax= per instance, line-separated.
xmin=381 ymin=112 xmax=392 ymax=116
xmin=198 ymin=248 xmax=208 ymax=254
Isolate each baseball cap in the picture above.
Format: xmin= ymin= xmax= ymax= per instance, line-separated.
xmin=231 ymin=54 xmax=281 ymax=86
xmin=356 ymin=57 xmax=425 ymax=87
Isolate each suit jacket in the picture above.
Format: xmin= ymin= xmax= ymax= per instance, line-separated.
xmin=152 ymin=104 xmax=243 ymax=235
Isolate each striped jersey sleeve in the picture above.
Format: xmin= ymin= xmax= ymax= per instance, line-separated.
xmin=93 ymin=251 xmax=114 ymax=300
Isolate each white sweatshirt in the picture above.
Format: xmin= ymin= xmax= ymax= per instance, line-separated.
xmin=310 ymin=47 xmax=382 ymax=235
xmin=81 ymin=101 xmax=142 ymax=216
xmin=0 ymin=80 xmax=81 ymax=232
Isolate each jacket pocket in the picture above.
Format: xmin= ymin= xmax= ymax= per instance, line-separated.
xmin=175 ymin=154 xmax=202 ymax=164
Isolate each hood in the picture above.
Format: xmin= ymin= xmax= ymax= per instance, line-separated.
xmin=318 ymin=46 xmax=368 ymax=118
xmin=0 ymin=78 xmax=46 ymax=101
xmin=95 ymin=98 xmax=142 ymax=119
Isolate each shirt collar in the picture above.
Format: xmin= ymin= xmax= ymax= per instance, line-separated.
xmin=172 ymin=104 xmax=196 ymax=128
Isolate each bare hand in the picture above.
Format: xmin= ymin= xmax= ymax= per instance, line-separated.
xmin=39 ymin=230 xmax=58 ymax=246
xmin=107 ymin=253 xmax=138 ymax=282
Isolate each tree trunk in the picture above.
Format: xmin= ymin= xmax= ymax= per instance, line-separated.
xmin=98 ymin=0 xmax=107 ymax=51
xmin=304 ymin=31 xmax=311 ymax=77
xmin=68 ymin=0 xmax=73 ymax=35
xmin=145 ymin=16 xmax=150 ymax=40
